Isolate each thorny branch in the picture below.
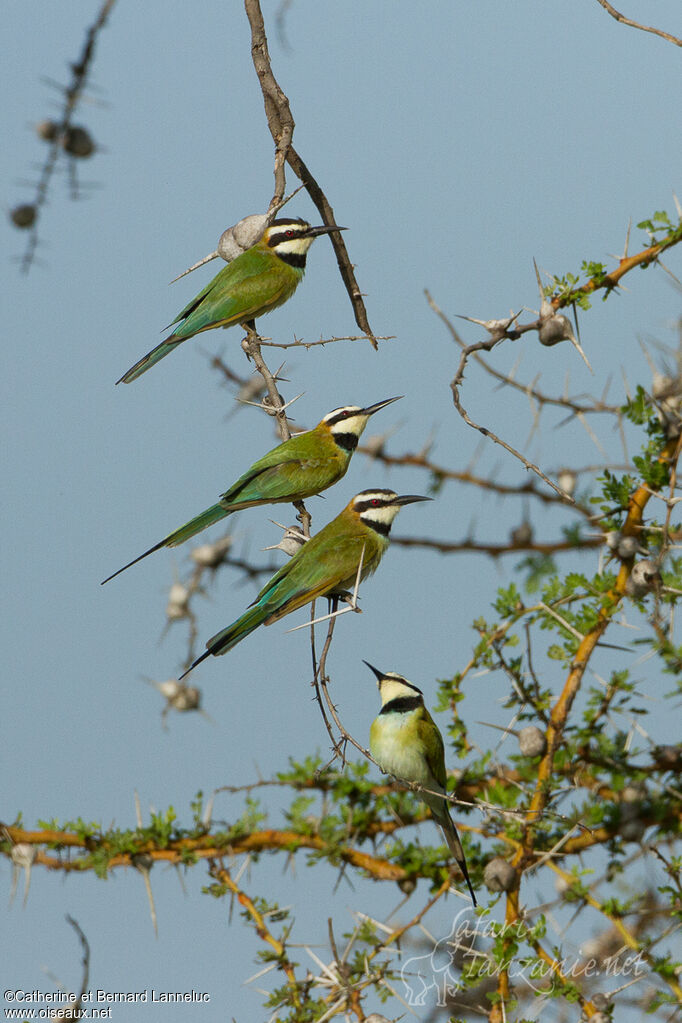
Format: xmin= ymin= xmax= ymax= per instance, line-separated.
xmin=595 ymin=0 xmax=682 ymax=47
xmin=16 ymin=0 xmax=116 ymax=273
xmin=209 ymin=860 xmax=303 ymax=1008
xmin=486 ymin=432 xmax=682 ymax=1019
xmin=244 ymin=0 xmax=378 ymax=347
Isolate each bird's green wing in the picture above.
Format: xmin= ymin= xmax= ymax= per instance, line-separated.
xmin=254 ymin=530 xmax=378 ymax=624
xmin=220 ymin=457 xmax=341 ymax=507
xmin=170 ymin=247 xmax=300 ymax=339
xmin=169 ymin=274 xmax=220 ymax=326
xmin=416 ymin=709 xmax=448 ymax=790
xmin=219 ymin=433 xmax=343 ymax=507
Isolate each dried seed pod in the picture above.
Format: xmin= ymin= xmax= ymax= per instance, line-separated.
xmin=190 ymin=535 xmax=233 ymax=568
xmin=538 ymin=312 xmax=575 ymax=347
xmin=483 ymin=857 xmax=516 ymax=892
xmin=604 ymin=531 xmax=643 ymax=560
xmin=510 ymin=521 xmax=533 ymax=546
xmin=36 ymin=119 xmax=59 ymax=141
xmin=625 ymin=558 xmax=661 ymax=597
xmin=458 ymin=311 xmax=521 ymax=340
xmin=652 ymin=744 xmax=682 ymax=770
xmin=10 ymin=204 xmax=36 ymax=229
xmin=171 ymin=684 xmax=201 ymax=712
xmin=259 ymin=392 xmax=287 ymax=415
xmin=652 ymin=374 xmax=682 ymax=437
xmin=153 ymin=679 xmax=183 ymax=700
xmin=217 ymin=214 xmax=269 ymax=261
xmin=263 ymin=523 xmax=307 ymax=558
xmin=11 ymin=843 xmax=36 ymax=868
xmin=557 ymin=468 xmax=577 ymax=496
xmin=518 ymin=725 xmax=546 ymax=757
xmin=618 ymin=786 xmax=647 ymax=841
xmin=62 ymin=125 xmax=95 ymax=158
xmin=616 ymin=535 xmax=641 ymax=559
xmin=166 ymin=581 xmax=189 ymax=620
xmin=398 ymin=876 xmax=417 ymax=895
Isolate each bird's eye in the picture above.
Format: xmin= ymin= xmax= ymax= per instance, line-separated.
xmin=371 ymin=498 xmax=380 ymax=507
xmin=285 ymin=230 xmax=294 ymax=238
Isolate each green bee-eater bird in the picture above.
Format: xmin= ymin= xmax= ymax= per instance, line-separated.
xmin=367 ymin=662 xmax=477 ymax=906
xmin=101 ymin=396 xmax=402 ymax=584
xmin=181 ymin=489 xmax=430 ymax=675
xmin=117 ymin=218 xmax=345 ymax=384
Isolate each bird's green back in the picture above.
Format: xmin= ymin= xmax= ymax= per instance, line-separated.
xmin=253 ymin=513 xmax=387 ymax=624
xmin=170 ymin=245 xmax=303 ymax=339
xmin=220 ymin=427 xmax=347 ymax=507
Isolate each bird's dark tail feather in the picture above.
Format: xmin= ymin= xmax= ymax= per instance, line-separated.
xmin=101 ymin=538 xmax=167 ymax=585
xmin=440 ymin=811 xmax=477 ymax=907
xmin=101 ymin=503 xmax=231 ymax=585
xmin=116 ymin=335 xmax=184 ymax=384
xmin=178 ymin=603 xmax=268 ymax=679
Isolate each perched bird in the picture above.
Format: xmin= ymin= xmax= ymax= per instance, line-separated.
xmin=366 ymin=662 xmax=477 ymax=906
xmin=101 ymin=397 xmax=401 ymax=584
xmin=181 ymin=489 xmax=430 ymax=674
xmin=117 ymin=218 xmax=345 ymax=384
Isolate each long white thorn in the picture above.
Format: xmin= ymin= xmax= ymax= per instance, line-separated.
xmin=169 ymin=249 xmax=220 ymax=284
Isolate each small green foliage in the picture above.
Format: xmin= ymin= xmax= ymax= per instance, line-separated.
xmin=494 ymin=583 xmax=523 ymax=617
xmin=623 ymin=384 xmax=653 ymax=426
xmin=597 ymin=467 xmax=634 ymax=509
xmin=428 ymin=468 xmax=446 ymax=495
xmin=516 ymin=553 xmax=556 ymax=592
xmin=581 ymin=260 xmax=607 ymax=285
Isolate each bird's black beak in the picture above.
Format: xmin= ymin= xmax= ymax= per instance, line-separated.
xmin=361 ymin=395 xmax=403 ymax=416
xmin=363 ymin=660 xmax=385 ymax=684
xmin=395 ymin=494 xmax=432 ymax=506
xmin=307 ymin=224 xmax=347 ymax=237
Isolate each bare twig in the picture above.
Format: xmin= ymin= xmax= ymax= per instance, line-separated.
xmin=244 ymin=0 xmax=378 ymax=346
xmin=17 ymin=0 xmax=116 ymax=273
xmin=595 ymin=0 xmax=682 ymax=47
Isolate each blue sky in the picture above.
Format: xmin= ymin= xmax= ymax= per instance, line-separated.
xmin=3 ymin=1 xmax=681 ymax=1018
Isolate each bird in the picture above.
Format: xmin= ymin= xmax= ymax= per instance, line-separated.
xmin=101 ymin=397 xmax=402 ymax=584
xmin=181 ymin=489 xmax=430 ymax=675
xmin=117 ymin=217 xmax=345 ymax=384
xmin=366 ymin=662 xmax=477 ymax=906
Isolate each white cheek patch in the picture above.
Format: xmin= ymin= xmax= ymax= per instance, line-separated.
xmin=276 ymin=236 xmax=315 ymax=257
xmin=380 ymin=675 xmax=422 ymax=705
xmin=364 ymin=504 xmax=400 ymax=528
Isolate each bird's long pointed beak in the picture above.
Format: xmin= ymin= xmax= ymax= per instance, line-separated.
xmin=395 ymin=494 xmax=432 ymax=505
xmin=363 ymin=660 xmax=385 ymax=684
xmin=307 ymin=224 xmax=347 ymax=237
xmin=361 ymin=395 xmax=403 ymax=416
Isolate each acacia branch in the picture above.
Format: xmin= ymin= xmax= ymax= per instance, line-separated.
xmin=595 ymin=0 xmax=682 ymax=47
xmin=17 ymin=0 xmax=116 ymax=273
xmin=4 ymin=825 xmax=407 ymax=882
xmin=244 ymin=0 xmax=377 ymax=346
xmin=519 ymin=434 xmax=681 ymax=858
xmin=391 ymin=534 xmax=601 ymax=556
xmin=209 ymin=861 xmax=302 ymax=1007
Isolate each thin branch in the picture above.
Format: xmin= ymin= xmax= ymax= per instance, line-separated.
xmin=17 ymin=0 xmax=117 ymax=273
xmin=391 ymin=534 xmax=601 ymax=557
xmin=244 ymin=0 xmax=378 ymax=346
xmin=595 ymin=0 xmax=682 ymax=47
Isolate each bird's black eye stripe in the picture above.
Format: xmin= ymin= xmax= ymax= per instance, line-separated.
xmin=355 ymin=498 xmax=388 ymax=514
